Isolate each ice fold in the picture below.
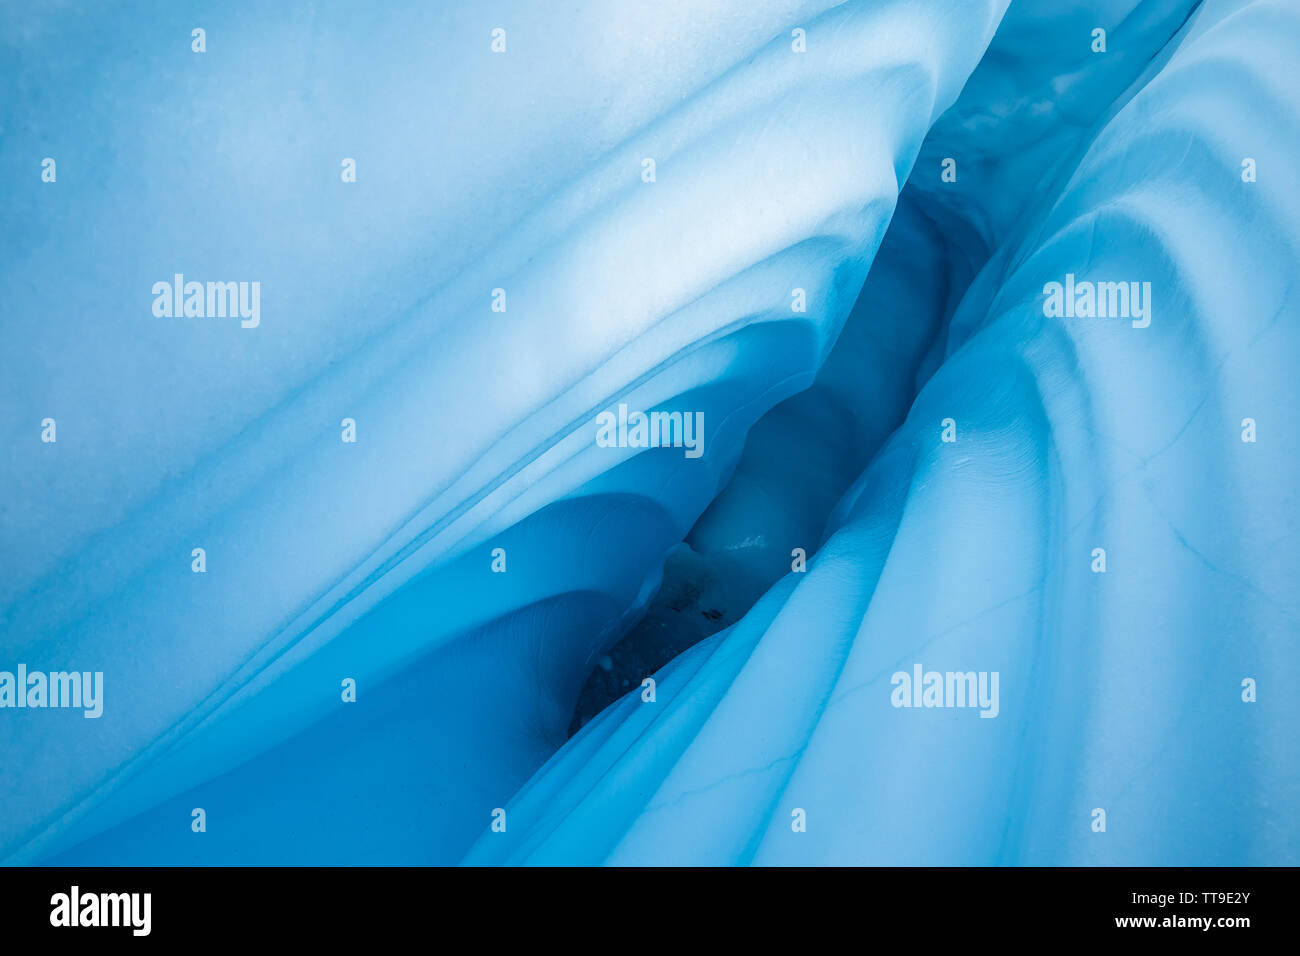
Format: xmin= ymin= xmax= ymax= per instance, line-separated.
xmin=1 ymin=0 xmax=1007 ymax=863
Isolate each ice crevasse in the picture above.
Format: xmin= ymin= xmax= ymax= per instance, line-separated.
xmin=0 ymin=0 xmax=1296 ymax=865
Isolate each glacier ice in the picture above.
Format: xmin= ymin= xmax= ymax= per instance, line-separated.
xmin=0 ymin=0 xmax=1296 ymax=866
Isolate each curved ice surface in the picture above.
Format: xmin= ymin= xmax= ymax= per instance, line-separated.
xmin=464 ymin=0 xmax=1300 ymax=865
xmin=1 ymin=0 xmax=1004 ymax=863
xmin=1 ymin=0 xmax=1296 ymax=866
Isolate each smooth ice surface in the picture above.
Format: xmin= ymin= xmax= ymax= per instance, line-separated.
xmin=467 ymin=0 xmax=1300 ymax=866
xmin=1 ymin=0 xmax=1296 ymax=865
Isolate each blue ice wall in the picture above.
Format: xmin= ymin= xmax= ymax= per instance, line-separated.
xmin=1 ymin=0 xmax=1296 ymax=866
xmin=466 ymin=0 xmax=1300 ymax=866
